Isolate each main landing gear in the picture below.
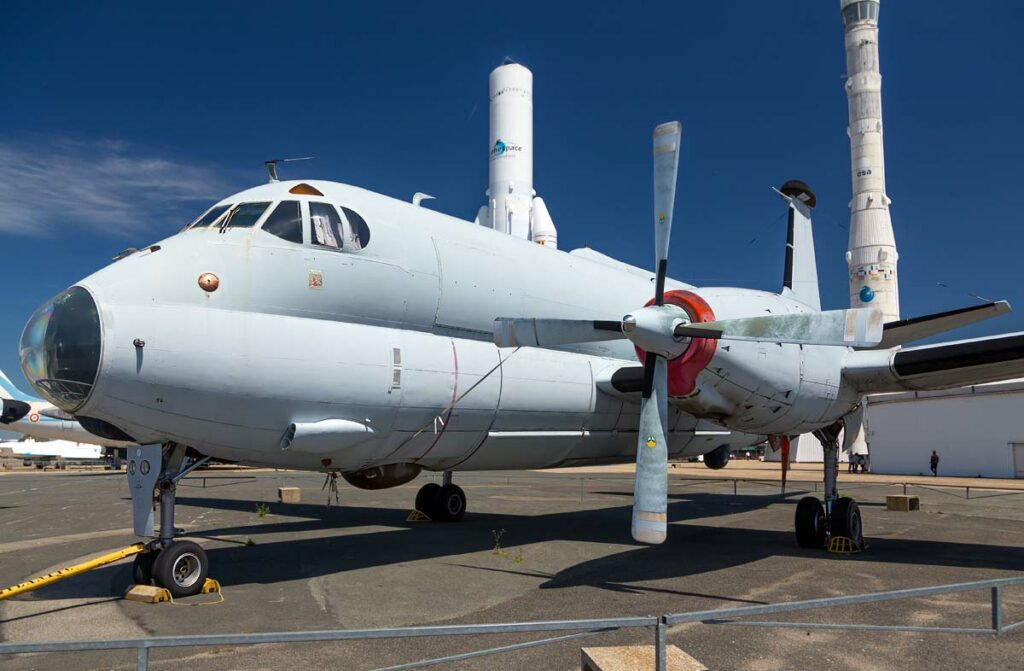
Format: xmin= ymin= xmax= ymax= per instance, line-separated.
xmin=793 ymin=422 xmax=865 ymax=552
xmin=414 ymin=471 xmax=467 ymax=522
xmin=127 ymin=443 xmax=212 ymax=597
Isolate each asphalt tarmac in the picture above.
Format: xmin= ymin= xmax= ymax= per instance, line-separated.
xmin=1 ymin=466 xmax=1022 ymax=670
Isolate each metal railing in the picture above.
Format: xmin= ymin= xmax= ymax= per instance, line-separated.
xmin=1 ymin=576 xmax=1020 ymax=671
xmin=421 ymin=470 xmax=1024 ymax=503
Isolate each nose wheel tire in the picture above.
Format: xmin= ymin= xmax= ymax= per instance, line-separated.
xmin=831 ymin=496 xmax=863 ymax=547
xmin=795 ymin=496 xmax=826 ymax=549
xmin=152 ymin=540 xmax=209 ymax=598
xmin=132 ymin=549 xmax=160 ymax=585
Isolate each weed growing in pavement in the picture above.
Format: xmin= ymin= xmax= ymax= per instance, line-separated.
xmin=491 ymin=528 xmax=524 ymax=564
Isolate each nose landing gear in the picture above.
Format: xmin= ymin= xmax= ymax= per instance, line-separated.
xmin=793 ymin=422 xmax=865 ymax=552
xmin=126 ymin=443 xmax=212 ymax=597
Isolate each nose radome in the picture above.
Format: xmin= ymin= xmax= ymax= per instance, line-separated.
xmin=19 ymin=286 xmax=102 ymax=412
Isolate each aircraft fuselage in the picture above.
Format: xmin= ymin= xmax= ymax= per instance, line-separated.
xmin=20 ymin=180 xmax=858 ymax=472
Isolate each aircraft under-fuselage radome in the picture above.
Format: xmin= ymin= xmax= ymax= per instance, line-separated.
xmin=18 ymin=122 xmax=1024 ymax=596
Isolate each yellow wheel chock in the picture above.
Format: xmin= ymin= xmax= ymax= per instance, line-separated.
xmin=125 ymin=578 xmax=223 ymax=605
xmin=827 ymin=536 xmax=862 ymax=554
xmin=406 ymin=510 xmax=432 ymax=522
xmin=124 ymin=584 xmax=172 ymax=603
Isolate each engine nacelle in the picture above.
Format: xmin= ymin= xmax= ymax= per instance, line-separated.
xmin=342 ymin=463 xmax=422 ymax=490
xmin=703 ymin=444 xmax=731 ymax=470
xmin=635 ymin=290 xmax=717 ymax=397
xmin=1 ymin=398 xmax=31 ymax=424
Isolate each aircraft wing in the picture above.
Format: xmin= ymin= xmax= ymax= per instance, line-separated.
xmin=860 ymin=301 xmax=1011 ymax=350
xmin=844 ymin=331 xmax=1024 ymax=393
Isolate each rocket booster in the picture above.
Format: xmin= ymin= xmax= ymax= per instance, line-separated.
xmin=477 ymin=61 xmax=557 ymax=248
xmin=842 ymin=0 xmax=899 ymax=322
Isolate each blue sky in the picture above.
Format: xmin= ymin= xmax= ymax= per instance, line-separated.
xmin=0 ymin=1 xmax=1022 ymax=394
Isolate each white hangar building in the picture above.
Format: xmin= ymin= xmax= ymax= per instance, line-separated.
xmin=864 ymin=381 xmax=1024 ymax=479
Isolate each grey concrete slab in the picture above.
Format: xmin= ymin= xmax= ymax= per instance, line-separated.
xmin=0 ymin=469 xmax=1022 ymax=670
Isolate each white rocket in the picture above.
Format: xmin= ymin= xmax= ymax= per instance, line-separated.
xmin=476 ymin=61 xmax=558 ymax=248
xmin=841 ymin=0 xmax=899 ymax=322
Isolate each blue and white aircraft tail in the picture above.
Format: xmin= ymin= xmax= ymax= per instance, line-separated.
xmin=0 ymin=368 xmax=35 ymax=402
xmin=0 ymin=368 xmax=133 ymax=447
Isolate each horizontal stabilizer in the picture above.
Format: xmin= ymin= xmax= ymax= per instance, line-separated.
xmin=844 ymin=331 xmax=1024 ymax=393
xmin=862 ymin=301 xmax=1011 ymax=350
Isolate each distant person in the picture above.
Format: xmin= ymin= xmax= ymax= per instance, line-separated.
xmin=930 ymin=450 xmax=940 ymax=477
xmin=848 ymin=455 xmax=856 ymax=473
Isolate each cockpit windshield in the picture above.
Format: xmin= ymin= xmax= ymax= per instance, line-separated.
xmin=185 ymin=204 xmax=231 ymax=230
xmin=220 ymin=202 xmax=272 ymax=229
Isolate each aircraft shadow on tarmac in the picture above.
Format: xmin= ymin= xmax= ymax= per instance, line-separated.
xmin=12 ymin=490 xmax=1024 ymax=608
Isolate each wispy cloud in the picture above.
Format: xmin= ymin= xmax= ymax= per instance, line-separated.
xmin=0 ymin=139 xmax=238 ymax=236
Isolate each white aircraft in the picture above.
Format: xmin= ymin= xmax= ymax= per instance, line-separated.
xmin=16 ymin=122 xmax=1023 ymax=596
xmin=0 ymin=437 xmax=105 ymax=466
xmin=1 ymin=368 xmax=133 ymax=449
xmin=1 ymin=364 xmax=134 ymax=454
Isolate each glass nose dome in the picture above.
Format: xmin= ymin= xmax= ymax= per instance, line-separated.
xmin=19 ymin=286 xmax=102 ymax=411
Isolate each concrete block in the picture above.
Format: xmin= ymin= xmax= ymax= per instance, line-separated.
xmin=581 ymin=645 xmax=709 ymax=671
xmin=278 ymin=487 xmax=301 ymax=503
xmin=886 ymin=494 xmax=920 ymax=512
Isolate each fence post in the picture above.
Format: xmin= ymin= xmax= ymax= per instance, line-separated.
xmin=903 ymin=483 xmax=907 ymax=495
xmin=966 ymin=487 xmax=971 ymax=500
xmin=579 ymin=478 xmax=584 ymax=503
xmin=655 ymin=619 xmax=666 ymax=671
xmin=733 ymin=480 xmax=737 ymax=497
xmin=137 ymin=646 xmax=149 ymax=671
xmin=992 ymin=586 xmax=1003 ymax=635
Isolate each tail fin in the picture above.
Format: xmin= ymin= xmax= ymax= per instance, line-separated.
xmin=0 ymin=369 xmax=34 ymax=402
xmin=777 ymin=180 xmax=820 ymax=311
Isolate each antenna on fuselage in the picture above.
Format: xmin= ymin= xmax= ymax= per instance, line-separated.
xmin=264 ymin=156 xmax=314 ymax=183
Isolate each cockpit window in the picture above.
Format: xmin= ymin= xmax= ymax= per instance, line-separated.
xmin=262 ymin=200 xmax=303 ymax=243
xmin=341 ymin=207 xmax=371 ymax=250
xmin=220 ymin=202 xmax=272 ymax=229
xmin=186 ymin=204 xmax=231 ymax=230
xmin=309 ymin=202 xmax=344 ymax=249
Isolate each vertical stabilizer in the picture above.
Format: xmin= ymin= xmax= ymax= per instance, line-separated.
xmin=0 ymin=369 xmax=33 ymax=402
xmin=778 ymin=180 xmax=821 ymax=311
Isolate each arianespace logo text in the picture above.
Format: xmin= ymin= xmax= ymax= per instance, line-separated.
xmin=490 ymin=139 xmax=523 ymax=160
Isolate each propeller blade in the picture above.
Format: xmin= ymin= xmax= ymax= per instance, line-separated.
xmin=673 ymin=308 xmax=883 ymax=348
xmin=652 ymin=121 xmax=682 ymax=305
xmin=494 ymin=318 xmax=624 ymax=348
xmin=632 ymin=355 xmax=669 ymax=544
xmin=641 ymin=353 xmax=658 ymax=396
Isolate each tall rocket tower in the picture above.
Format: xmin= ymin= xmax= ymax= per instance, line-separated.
xmin=476 ymin=61 xmax=558 ymax=248
xmin=841 ymin=0 xmax=899 ymax=322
